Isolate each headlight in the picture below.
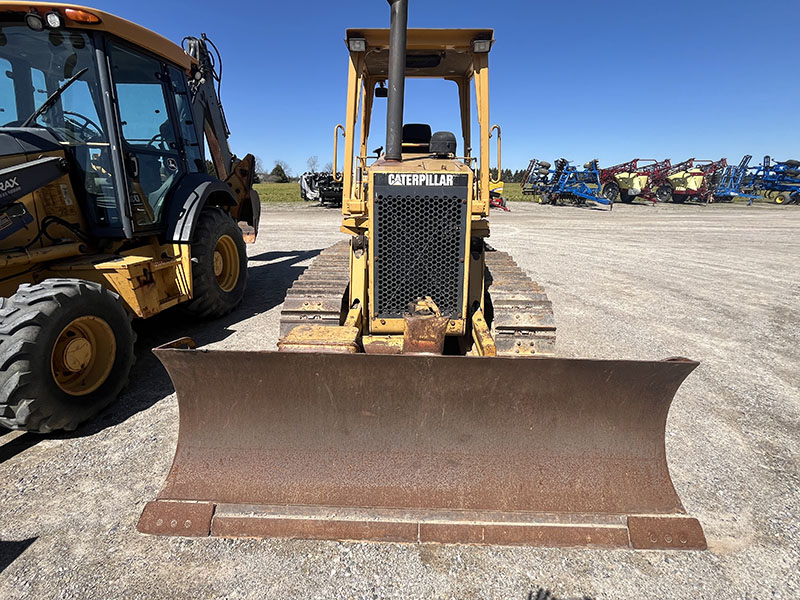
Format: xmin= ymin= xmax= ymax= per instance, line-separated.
xmin=46 ymin=11 xmax=63 ymax=29
xmin=472 ymin=39 xmax=492 ymax=53
xmin=348 ymin=38 xmax=366 ymax=52
xmin=25 ymin=12 xmax=45 ymax=32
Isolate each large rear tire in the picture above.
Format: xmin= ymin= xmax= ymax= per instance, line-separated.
xmin=0 ymin=279 xmax=135 ymax=433
xmin=183 ymin=207 xmax=248 ymax=319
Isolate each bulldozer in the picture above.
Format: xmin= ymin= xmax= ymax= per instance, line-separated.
xmin=140 ymin=0 xmax=706 ymax=550
xmin=0 ymin=3 xmax=259 ymax=432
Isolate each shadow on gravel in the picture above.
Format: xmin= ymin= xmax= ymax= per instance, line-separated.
xmin=0 ymin=433 xmax=42 ymax=464
xmin=0 ymin=537 xmax=36 ymax=574
xmin=58 ymin=249 xmax=324 ymax=439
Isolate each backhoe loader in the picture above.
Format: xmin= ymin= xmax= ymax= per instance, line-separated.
xmin=0 ymin=3 xmax=260 ymax=432
xmin=140 ymin=0 xmax=705 ymax=550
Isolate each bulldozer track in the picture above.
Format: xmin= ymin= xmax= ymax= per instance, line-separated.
xmin=278 ymin=241 xmax=351 ymax=339
xmin=485 ymin=250 xmax=556 ymax=356
xmin=280 ymin=241 xmax=556 ymax=357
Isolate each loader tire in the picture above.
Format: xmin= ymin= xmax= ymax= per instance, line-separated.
xmin=183 ymin=207 xmax=248 ymax=319
xmin=0 ymin=279 xmax=135 ymax=433
xmin=671 ymin=194 xmax=686 ymax=204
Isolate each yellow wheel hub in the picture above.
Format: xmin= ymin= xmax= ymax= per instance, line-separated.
xmin=213 ymin=234 xmax=240 ymax=293
xmin=51 ymin=316 xmax=116 ymax=396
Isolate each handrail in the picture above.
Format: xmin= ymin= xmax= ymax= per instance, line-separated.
xmin=332 ymin=124 xmax=345 ymax=183
xmin=490 ymin=125 xmax=502 ymax=184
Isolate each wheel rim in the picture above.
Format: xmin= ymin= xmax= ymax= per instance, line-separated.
xmin=775 ymin=194 xmax=787 ymax=204
xmin=51 ymin=316 xmax=116 ymax=396
xmin=213 ymin=234 xmax=240 ymax=293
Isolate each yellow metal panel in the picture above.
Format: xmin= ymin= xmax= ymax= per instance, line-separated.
xmin=471 ymin=307 xmax=496 ymax=357
xmin=277 ymin=325 xmax=361 ymax=354
xmin=46 ymin=242 xmax=192 ymax=318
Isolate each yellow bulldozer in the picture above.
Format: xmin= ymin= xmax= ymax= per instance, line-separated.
xmin=0 ymin=3 xmax=259 ymax=432
xmin=140 ymin=0 xmax=705 ymax=550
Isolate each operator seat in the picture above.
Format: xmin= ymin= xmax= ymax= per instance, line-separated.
xmin=402 ymin=124 xmax=432 ymax=154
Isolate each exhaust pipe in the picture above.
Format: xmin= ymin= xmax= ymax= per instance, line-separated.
xmin=385 ymin=0 xmax=408 ymax=162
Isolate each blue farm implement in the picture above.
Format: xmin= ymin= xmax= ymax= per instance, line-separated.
xmin=750 ymin=156 xmax=800 ymax=204
xmin=523 ymin=159 xmax=611 ymax=208
xmin=713 ymin=155 xmax=760 ymax=202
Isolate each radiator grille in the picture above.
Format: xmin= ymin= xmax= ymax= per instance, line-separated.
xmin=372 ymin=176 xmax=468 ymax=319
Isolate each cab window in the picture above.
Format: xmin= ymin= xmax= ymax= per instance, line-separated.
xmin=169 ymin=66 xmax=203 ymax=173
xmin=109 ymin=43 xmax=182 ymax=229
xmin=0 ymin=58 xmax=17 ymax=125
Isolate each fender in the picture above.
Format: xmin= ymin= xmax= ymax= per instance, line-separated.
xmin=164 ymin=173 xmax=238 ymax=243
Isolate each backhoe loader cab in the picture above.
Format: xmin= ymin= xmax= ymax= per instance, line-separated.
xmin=141 ymin=0 xmax=705 ymax=550
xmin=0 ymin=3 xmax=260 ymax=432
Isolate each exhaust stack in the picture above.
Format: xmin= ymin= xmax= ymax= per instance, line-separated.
xmin=385 ymin=0 xmax=408 ymax=161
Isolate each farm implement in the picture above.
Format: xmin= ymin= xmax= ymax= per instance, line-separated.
xmin=750 ymin=156 xmax=800 ymax=204
xmin=300 ymin=171 xmax=344 ymax=206
xmin=600 ymin=159 xmax=660 ymax=203
xmin=662 ymin=159 xmax=728 ymax=203
xmin=713 ymin=155 xmax=760 ymax=202
xmin=523 ymin=159 xmax=611 ymax=208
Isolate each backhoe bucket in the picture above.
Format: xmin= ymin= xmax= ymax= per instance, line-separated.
xmin=138 ymin=341 xmax=706 ymax=550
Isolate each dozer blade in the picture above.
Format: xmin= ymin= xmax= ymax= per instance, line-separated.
xmin=138 ymin=340 xmax=706 ymax=550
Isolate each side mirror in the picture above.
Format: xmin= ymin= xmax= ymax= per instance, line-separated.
xmin=375 ymin=87 xmax=388 ymax=99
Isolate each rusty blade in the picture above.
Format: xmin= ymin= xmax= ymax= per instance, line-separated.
xmin=140 ymin=345 xmax=704 ymax=549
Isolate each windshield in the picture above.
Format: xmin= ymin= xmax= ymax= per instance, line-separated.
xmin=0 ymin=24 xmax=121 ymax=231
xmin=0 ymin=25 xmax=106 ymax=144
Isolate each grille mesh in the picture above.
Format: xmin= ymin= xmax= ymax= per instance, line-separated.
xmin=373 ymin=186 xmax=467 ymax=319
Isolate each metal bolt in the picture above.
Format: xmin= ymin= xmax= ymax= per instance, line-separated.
xmin=184 ymin=520 xmax=192 ymax=529
xmin=170 ymin=520 xmax=178 ymax=528
xmin=156 ymin=519 xmax=163 ymax=527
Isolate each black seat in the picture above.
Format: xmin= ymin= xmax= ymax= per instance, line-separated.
xmin=402 ymin=124 xmax=432 ymax=153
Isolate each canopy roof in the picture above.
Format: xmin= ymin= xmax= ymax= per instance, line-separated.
xmin=345 ymin=28 xmax=494 ymax=79
xmin=0 ymin=2 xmax=194 ymax=70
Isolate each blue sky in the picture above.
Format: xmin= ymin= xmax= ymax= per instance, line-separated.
xmin=91 ymin=0 xmax=797 ymax=174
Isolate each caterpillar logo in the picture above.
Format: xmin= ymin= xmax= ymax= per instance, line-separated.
xmin=0 ymin=177 xmax=20 ymax=195
xmin=387 ymin=173 xmax=455 ymax=186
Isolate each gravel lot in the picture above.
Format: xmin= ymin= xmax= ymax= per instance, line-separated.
xmin=1 ymin=201 xmax=798 ymax=599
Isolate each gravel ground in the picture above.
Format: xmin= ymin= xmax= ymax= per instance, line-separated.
xmin=1 ymin=201 xmax=798 ymax=599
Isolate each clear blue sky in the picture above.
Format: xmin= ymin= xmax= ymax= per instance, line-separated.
xmin=91 ymin=0 xmax=797 ymax=174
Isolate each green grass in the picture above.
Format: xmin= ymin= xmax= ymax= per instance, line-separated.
xmin=503 ymin=184 xmax=537 ymax=203
xmin=254 ymin=182 xmax=302 ymax=203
